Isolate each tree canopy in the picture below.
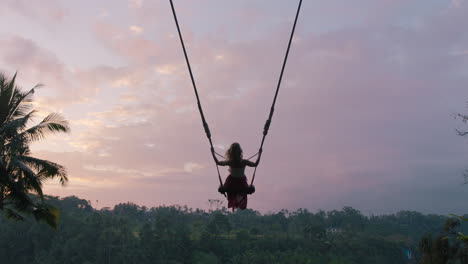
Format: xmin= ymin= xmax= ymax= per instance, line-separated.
xmin=1 ymin=195 xmax=465 ymax=264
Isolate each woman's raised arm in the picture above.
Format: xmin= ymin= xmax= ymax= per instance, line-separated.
xmin=211 ymin=147 xmax=229 ymax=166
xmin=244 ymin=148 xmax=263 ymax=167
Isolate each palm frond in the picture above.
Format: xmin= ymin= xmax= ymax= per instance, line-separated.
xmin=0 ymin=74 xmax=39 ymax=127
xmin=6 ymin=182 xmax=35 ymax=210
xmin=3 ymin=198 xmax=59 ymax=229
xmin=0 ymin=73 xmax=17 ymax=124
xmin=12 ymin=103 xmax=34 ymax=119
xmin=10 ymin=84 xmax=39 ymax=119
xmin=33 ymin=204 xmax=59 ymax=229
xmin=4 ymin=208 xmax=26 ymax=221
xmin=15 ymin=113 xmax=70 ymax=142
xmin=18 ymin=155 xmax=68 ymax=185
xmin=0 ymin=110 xmax=36 ymax=139
xmin=4 ymin=135 xmax=29 ymax=157
xmin=449 ymin=214 xmax=468 ymax=222
xmin=5 ymin=80 xmax=37 ymax=122
xmin=10 ymin=157 xmax=43 ymax=197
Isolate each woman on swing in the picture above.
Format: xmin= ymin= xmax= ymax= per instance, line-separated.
xmin=211 ymin=143 xmax=262 ymax=211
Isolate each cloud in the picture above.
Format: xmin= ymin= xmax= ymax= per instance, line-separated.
xmin=93 ymin=22 xmax=161 ymax=64
xmin=184 ymin=162 xmax=204 ymax=173
xmin=129 ymin=25 xmax=144 ymax=35
xmin=451 ymin=0 xmax=466 ymax=8
xmin=1 ymin=0 xmax=67 ymax=22
xmin=84 ymin=164 xmax=156 ymax=178
xmin=155 ymin=64 xmax=179 ymax=75
xmin=128 ymin=0 xmax=145 ymax=9
xmin=0 ymin=36 xmax=137 ymax=109
xmin=0 ymin=36 xmax=66 ymax=83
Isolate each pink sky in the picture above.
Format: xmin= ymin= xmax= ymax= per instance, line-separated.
xmin=1 ymin=0 xmax=468 ymax=214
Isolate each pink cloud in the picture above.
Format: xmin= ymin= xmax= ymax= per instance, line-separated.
xmin=93 ymin=22 xmax=162 ymax=64
xmin=3 ymin=0 xmax=67 ymax=22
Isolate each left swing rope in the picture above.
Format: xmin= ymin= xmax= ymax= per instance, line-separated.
xmin=169 ymin=0 xmax=225 ymax=195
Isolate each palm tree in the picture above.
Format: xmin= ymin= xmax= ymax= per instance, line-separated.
xmin=0 ymin=72 xmax=70 ymax=228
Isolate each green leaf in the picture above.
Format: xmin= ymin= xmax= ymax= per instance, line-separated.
xmin=33 ymin=205 xmax=60 ymax=229
xmin=449 ymin=214 xmax=468 ymax=222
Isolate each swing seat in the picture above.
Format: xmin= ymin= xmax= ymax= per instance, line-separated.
xmin=218 ymin=184 xmax=255 ymax=195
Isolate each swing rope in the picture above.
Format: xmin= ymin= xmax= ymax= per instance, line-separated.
xmin=169 ymin=0 xmax=224 ymax=191
xmin=214 ymin=150 xmax=258 ymax=161
xmin=169 ymin=0 xmax=302 ymax=191
xmin=250 ymin=0 xmax=302 ymax=186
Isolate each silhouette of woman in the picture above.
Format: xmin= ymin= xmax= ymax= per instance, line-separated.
xmin=211 ymin=143 xmax=262 ymax=210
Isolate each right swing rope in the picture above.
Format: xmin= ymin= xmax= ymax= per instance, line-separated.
xmin=250 ymin=0 xmax=303 ymax=186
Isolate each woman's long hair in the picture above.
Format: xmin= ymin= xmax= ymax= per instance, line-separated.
xmin=225 ymin=142 xmax=243 ymax=163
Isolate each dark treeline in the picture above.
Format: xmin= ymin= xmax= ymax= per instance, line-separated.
xmin=0 ymin=196 xmax=465 ymax=264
